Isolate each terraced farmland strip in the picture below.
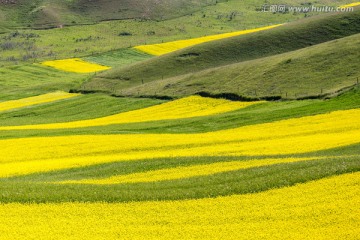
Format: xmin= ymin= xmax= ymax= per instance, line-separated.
xmin=1 ymin=89 xmax=360 ymax=140
xmin=1 ymin=155 xmax=358 ymax=203
xmin=0 ymin=94 xmax=164 ymax=127
xmin=0 ymin=96 xmax=261 ymax=130
xmin=61 ymin=157 xmax=323 ymax=185
xmin=1 ymin=108 xmax=360 ymax=178
xmin=0 ymin=92 xmax=80 ymax=112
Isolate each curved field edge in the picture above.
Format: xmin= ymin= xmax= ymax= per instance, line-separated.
xmin=0 ymin=173 xmax=358 ymax=240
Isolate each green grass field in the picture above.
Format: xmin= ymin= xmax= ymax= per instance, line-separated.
xmin=0 ymin=64 xmax=89 ymax=100
xmin=0 ymin=0 xmax=218 ymax=28
xmin=83 ymin=48 xmax=153 ymax=67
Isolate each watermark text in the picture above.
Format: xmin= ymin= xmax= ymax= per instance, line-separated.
xmin=261 ymin=5 xmax=354 ymax=13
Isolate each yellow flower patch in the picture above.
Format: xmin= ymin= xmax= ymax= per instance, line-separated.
xmin=0 ymin=91 xmax=80 ymax=112
xmin=41 ymin=58 xmax=111 ymax=73
xmin=134 ymin=24 xmax=283 ymax=56
xmin=0 ymin=96 xmax=261 ymax=130
xmin=0 ymin=173 xmax=358 ymax=239
xmin=340 ymin=2 xmax=360 ymax=8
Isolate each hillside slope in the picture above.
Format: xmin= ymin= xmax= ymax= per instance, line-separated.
xmin=83 ymin=32 xmax=360 ymax=99
xmin=93 ymin=8 xmax=360 ymax=88
xmin=0 ymin=0 xmax=218 ymax=28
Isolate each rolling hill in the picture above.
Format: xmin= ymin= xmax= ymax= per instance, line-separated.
xmin=82 ymin=8 xmax=360 ymax=99
xmin=121 ymin=33 xmax=360 ymax=99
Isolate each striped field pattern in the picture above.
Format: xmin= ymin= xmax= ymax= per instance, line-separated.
xmin=0 ymin=93 xmax=359 ymax=239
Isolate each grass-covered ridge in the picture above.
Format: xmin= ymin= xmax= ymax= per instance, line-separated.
xmin=87 ymin=8 xmax=360 ymax=98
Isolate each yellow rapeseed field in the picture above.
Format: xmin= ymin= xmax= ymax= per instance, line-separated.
xmin=0 ymin=96 xmax=261 ymax=130
xmin=0 ymin=173 xmax=358 ymax=239
xmin=62 ymin=157 xmax=322 ymax=185
xmin=340 ymin=2 xmax=360 ymax=8
xmin=41 ymin=58 xmax=111 ymax=73
xmin=1 ymin=108 xmax=359 ymax=178
xmin=0 ymin=91 xmax=79 ymax=112
xmin=134 ymin=24 xmax=283 ymax=56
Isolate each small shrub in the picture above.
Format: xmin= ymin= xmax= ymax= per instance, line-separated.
xmin=119 ymin=32 xmax=132 ymax=36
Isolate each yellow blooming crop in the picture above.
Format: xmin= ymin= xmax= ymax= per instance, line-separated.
xmin=41 ymin=58 xmax=111 ymax=73
xmin=0 ymin=96 xmax=261 ymax=130
xmin=134 ymin=24 xmax=283 ymax=56
xmin=0 ymin=91 xmax=80 ymax=112
xmin=1 ymin=108 xmax=360 ymax=178
xmin=0 ymin=173 xmax=358 ymax=239
xmin=340 ymin=2 xmax=360 ymax=8
xmin=61 ymin=157 xmax=322 ymax=185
